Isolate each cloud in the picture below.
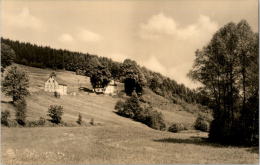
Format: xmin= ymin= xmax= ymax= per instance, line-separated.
xmin=139 ymin=13 xmax=218 ymax=44
xmin=77 ymin=28 xmax=102 ymax=42
xmin=58 ymin=33 xmax=74 ymax=43
xmin=142 ymin=56 xmax=167 ymax=74
xmin=137 ymin=13 xmax=218 ymax=88
xmin=140 ymin=13 xmax=177 ymax=39
xmin=4 ymin=7 xmax=43 ymax=30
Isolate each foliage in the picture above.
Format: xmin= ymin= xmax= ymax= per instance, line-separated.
xmin=1 ymin=110 xmax=11 ymax=126
xmin=1 ymin=66 xmax=30 ymax=102
xmin=90 ymin=118 xmax=94 ymax=125
xmin=47 ymin=105 xmax=64 ymax=124
xmin=115 ymin=92 xmax=166 ymax=130
xmin=1 ymin=37 xmax=203 ymax=105
xmin=1 ymin=43 xmax=15 ymax=72
xmin=121 ymin=59 xmax=147 ymax=96
xmin=168 ymin=123 xmax=186 ymax=133
xmin=189 ymin=20 xmax=259 ymax=145
xmin=54 ymin=91 xmax=61 ymax=98
xmin=194 ymin=114 xmax=210 ymax=132
xmin=50 ymin=72 xmax=56 ymax=77
xmin=77 ymin=113 xmax=82 ymax=125
xmin=27 ymin=117 xmax=46 ymax=127
xmin=15 ymin=99 xmax=27 ymax=126
xmin=114 ymin=100 xmax=125 ymax=112
xmin=90 ymin=65 xmax=111 ymax=89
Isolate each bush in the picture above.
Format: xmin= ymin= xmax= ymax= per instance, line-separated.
xmin=1 ymin=110 xmax=10 ymax=126
xmin=38 ymin=117 xmax=46 ymax=125
xmin=115 ymin=100 xmax=125 ymax=113
xmin=54 ymin=91 xmax=61 ymax=98
xmin=15 ymin=99 xmax=27 ymax=126
xmin=115 ymin=93 xmax=166 ymax=131
xmin=26 ymin=117 xmax=46 ymax=127
xmin=90 ymin=118 xmax=94 ymax=125
xmin=47 ymin=105 xmax=63 ymax=124
xmin=146 ymin=110 xmax=166 ymax=130
xmin=194 ymin=114 xmax=210 ymax=132
xmin=77 ymin=113 xmax=82 ymax=125
xmin=168 ymin=123 xmax=186 ymax=133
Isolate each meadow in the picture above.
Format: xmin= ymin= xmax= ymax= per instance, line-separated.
xmin=1 ymin=65 xmax=259 ymax=164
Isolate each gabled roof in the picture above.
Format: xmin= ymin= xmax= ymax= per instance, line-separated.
xmin=46 ymin=76 xmax=67 ymax=86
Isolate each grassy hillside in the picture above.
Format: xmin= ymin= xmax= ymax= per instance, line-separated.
xmin=1 ymin=64 xmax=198 ymax=126
xmin=1 ymin=64 xmax=258 ymax=164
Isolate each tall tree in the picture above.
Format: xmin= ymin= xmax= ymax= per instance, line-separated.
xmin=90 ymin=65 xmax=112 ymax=89
xmin=2 ymin=66 xmax=30 ymax=102
xmin=189 ymin=20 xmax=258 ymax=145
xmin=121 ymin=59 xmax=147 ymax=95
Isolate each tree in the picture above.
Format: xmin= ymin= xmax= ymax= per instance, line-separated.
xmin=50 ymin=71 xmax=56 ymax=78
xmin=189 ymin=20 xmax=258 ymax=145
xmin=15 ymin=98 xmax=27 ymax=126
xmin=77 ymin=113 xmax=82 ymax=125
xmin=2 ymin=66 xmax=30 ymax=102
xmin=1 ymin=43 xmax=15 ymax=72
xmin=121 ymin=59 xmax=147 ymax=96
xmin=48 ymin=105 xmax=63 ymax=124
xmin=90 ymin=65 xmax=111 ymax=89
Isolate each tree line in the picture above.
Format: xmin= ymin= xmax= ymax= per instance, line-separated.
xmin=1 ymin=37 xmax=199 ymax=104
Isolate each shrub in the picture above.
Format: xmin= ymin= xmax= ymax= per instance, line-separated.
xmin=146 ymin=110 xmax=166 ymax=130
xmin=15 ymin=99 xmax=27 ymax=126
xmin=1 ymin=110 xmax=10 ymax=126
xmin=194 ymin=114 xmax=210 ymax=132
xmin=26 ymin=117 xmax=46 ymax=127
xmin=115 ymin=93 xmax=166 ymax=131
xmin=115 ymin=100 xmax=125 ymax=113
xmin=48 ymin=105 xmax=63 ymax=124
xmin=168 ymin=123 xmax=185 ymax=133
xmin=54 ymin=91 xmax=61 ymax=98
xmin=90 ymin=118 xmax=94 ymax=125
xmin=77 ymin=113 xmax=82 ymax=125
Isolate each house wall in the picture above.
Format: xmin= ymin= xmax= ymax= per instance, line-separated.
xmin=56 ymin=85 xmax=67 ymax=95
xmin=44 ymin=77 xmax=67 ymax=95
xmin=104 ymin=86 xmax=116 ymax=95
xmin=44 ymin=77 xmax=59 ymax=92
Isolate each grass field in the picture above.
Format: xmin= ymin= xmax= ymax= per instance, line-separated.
xmin=1 ymin=64 xmax=259 ymax=164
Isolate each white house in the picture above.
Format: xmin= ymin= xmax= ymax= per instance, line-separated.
xmin=104 ymin=80 xmax=117 ymax=95
xmin=44 ymin=76 xmax=67 ymax=95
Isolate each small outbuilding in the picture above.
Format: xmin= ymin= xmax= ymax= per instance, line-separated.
xmin=44 ymin=76 xmax=67 ymax=95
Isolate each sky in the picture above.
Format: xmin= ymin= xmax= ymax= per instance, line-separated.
xmin=1 ymin=0 xmax=258 ymax=88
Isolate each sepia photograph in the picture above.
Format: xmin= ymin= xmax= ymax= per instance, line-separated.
xmin=0 ymin=0 xmax=259 ymax=164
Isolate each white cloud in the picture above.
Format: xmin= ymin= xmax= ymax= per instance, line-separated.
xmin=58 ymin=33 xmax=74 ymax=43
xmin=138 ymin=13 xmax=218 ymax=88
xmin=77 ymin=28 xmax=102 ymax=42
xmin=140 ymin=13 xmax=177 ymax=39
xmin=4 ymin=7 xmax=43 ymax=30
xmin=139 ymin=13 xmax=218 ymax=44
xmin=142 ymin=56 xmax=167 ymax=74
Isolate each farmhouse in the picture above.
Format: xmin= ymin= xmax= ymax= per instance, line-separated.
xmin=104 ymin=80 xmax=117 ymax=95
xmin=44 ymin=76 xmax=67 ymax=95
xmin=93 ymin=80 xmax=117 ymax=95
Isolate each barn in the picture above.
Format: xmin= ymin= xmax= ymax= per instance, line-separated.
xmin=44 ymin=76 xmax=67 ymax=95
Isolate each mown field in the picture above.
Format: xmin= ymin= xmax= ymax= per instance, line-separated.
xmin=1 ymin=64 xmax=259 ymax=164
